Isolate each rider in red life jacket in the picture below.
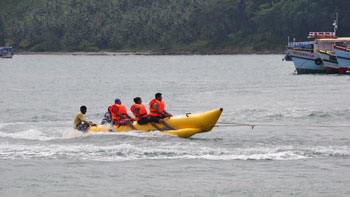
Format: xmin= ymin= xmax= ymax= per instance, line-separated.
xmin=149 ymin=93 xmax=177 ymax=130
xmin=110 ymin=98 xmax=136 ymax=131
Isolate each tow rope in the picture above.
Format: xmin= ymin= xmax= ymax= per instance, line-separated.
xmin=216 ymin=122 xmax=350 ymax=130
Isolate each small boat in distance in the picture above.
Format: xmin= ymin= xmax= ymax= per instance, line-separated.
xmin=0 ymin=46 xmax=14 ymax=58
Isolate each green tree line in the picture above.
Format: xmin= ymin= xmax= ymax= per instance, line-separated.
xmin=1 ymin=0 xmax=350 ymax=53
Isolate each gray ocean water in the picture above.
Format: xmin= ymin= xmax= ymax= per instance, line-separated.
xmin=1 ymin=55 xmax=350 ymax=196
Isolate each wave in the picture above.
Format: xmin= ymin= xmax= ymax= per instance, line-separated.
xmin=307 ymin=111 xmax=331 ymax=119
xmin=0 ymin=122 xmax=25 ymax=129
xmin=0 ymin=129 xmax=56 ymax=141
xmin=62 ymin=129 xmax=175 ymax=139
xmin=0 ymin=142 xmax=348 ymax=161
xmin=220 ymin=108 xmax=350 ymax=127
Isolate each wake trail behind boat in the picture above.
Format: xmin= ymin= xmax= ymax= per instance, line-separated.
xmin=62 ymin=128 xmax=173 ymax=139
xmin=62 ymin=128 xmax=82 ymax=139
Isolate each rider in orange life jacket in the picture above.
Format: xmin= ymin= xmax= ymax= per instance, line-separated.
xmin=149 ymin=93 xmax=177 ymax=130
xmin=131 ymin=97 xmax=163 ymax=130
xmin=130 ymin=97 xmax=149 ymax=124
xmin=110 ymin=98 xmax=137 ymax=131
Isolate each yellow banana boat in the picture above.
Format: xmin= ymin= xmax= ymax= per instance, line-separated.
xmin=88 ymin=108 xmax=223 ymax=138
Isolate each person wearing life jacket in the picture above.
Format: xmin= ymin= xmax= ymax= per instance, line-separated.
xmin=110 ymin=98 xmax=136 ymax=130
xmin=149 ymin=93 xmax=177 ymax=130
xmin=131 ymin=97 xmax=163 ymax=130
xmin=101 ymin=107 xmax=112 ymax=124
xmin=130 ymin=97 xmax=150 ymax=125
xmin=73 ymin=105 xmax=97 ymax=132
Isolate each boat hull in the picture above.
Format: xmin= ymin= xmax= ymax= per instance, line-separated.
xmin=316 ymin=51 xmax=338 ymax=74
xmin=88 ymin=108 xmax=223 ymax=138
xmin=334 ymin=47 xmax=350 ymax=74
xmin=295 ymin=68 xmax=326 ymax=74
xmin=289 ymin=49 xmax=326 ymax=74
xmin=0 ymin=54 xmax=13 ymax=58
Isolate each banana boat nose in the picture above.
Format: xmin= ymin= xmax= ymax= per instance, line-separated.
xmin=200 ymin=108 xmax=223 ymax=132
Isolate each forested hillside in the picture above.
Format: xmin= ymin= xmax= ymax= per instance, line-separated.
xmin=1 ymin=0 xmax=350 ymax=53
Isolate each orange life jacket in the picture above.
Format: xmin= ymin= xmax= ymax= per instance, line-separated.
xmin=130 ymin=104 xmax=148 ymax=120
xmin=110 ymin=104 xmax=127 ymax=121
xmin=149 ymin=98 xmax=164 ymax=117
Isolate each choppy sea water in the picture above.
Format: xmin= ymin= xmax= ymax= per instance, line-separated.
xmin=1 ymin=55 xmax=350 ymax=196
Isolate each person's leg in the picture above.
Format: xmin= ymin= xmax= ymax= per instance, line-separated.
xmin=159 ymin=119 xmax=177 ymax=130
xmin=137 ymin=118 xmax=148 ymax=125
xmin=76 ymin=124 xmax=84 ymax=131
xmin=126 ymin=120 xmax=137 ymax=130
xmin=138 ymin=118 xmax=162 ymax=131
xmin=148 ymin=116 xmax=163 ymax=131
xmin=149 ymin=122 xmax=163 ymax=131
xmin=82 ymin=124 xmax=90 ymax=132
xmin=109 ymin=119 xmax=118 ymax=132
xmin=76 ymin=123 xmax=89 ymax=132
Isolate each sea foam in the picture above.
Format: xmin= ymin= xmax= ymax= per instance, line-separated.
xmin=0 ymin=129 xmax=56 ymax=141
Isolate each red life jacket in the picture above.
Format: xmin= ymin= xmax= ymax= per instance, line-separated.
xmin=130 ymin=104 xmax=148 ymax=120
xmin=110 ymin=104 xmax=127 ymax=121
xmin=149 ymin=98 xmax=164 ymax=117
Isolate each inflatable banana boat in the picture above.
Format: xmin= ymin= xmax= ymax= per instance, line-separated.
xmin=88 ymin=108 xmax=223 ymax=138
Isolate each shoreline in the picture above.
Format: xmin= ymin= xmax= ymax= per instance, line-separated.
xmin=16 ymin=51 xmax=157 ymax=56
xmin=15 ymin=50 xmax=283 ymax=56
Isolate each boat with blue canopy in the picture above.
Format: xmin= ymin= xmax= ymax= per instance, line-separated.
xmin=0 ymin=46 xmax=13 ymax=58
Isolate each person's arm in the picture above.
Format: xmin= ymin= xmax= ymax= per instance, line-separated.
xmin=126 ymin=113 xmax=133 ymax=119
xmin=163 ymin=110 xmax=172 ymax=117
xmin=116 ymin=112 xmax=127 ymax=119
xmin=134 ymin=107 xmax=142 ymax=119
xmin=79 ymin=114 xmax=95 ymax=126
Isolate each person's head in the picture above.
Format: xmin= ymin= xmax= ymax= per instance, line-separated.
xmin=114 ymin=98 xmax=121 ymax=104
xmin=155 ymin=93 xmax=162 ymax=101
xmin=80 ymin=105 xmax=87 ymax=114
xmin=134 ymin=97 xmax=142 ymax=104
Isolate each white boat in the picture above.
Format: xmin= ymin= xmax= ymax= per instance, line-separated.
xmin=287 ymin=40 xmax=324 ymax=74
xmin=286 ymin=13 xmax=347 ymax=74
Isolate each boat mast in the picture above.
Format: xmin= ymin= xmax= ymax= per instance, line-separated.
xmin=333 ymin=12 xmax=338 ymax=36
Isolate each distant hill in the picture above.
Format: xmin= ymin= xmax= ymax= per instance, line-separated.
xmin=1 ymin=0 xmax=350 ymax=54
